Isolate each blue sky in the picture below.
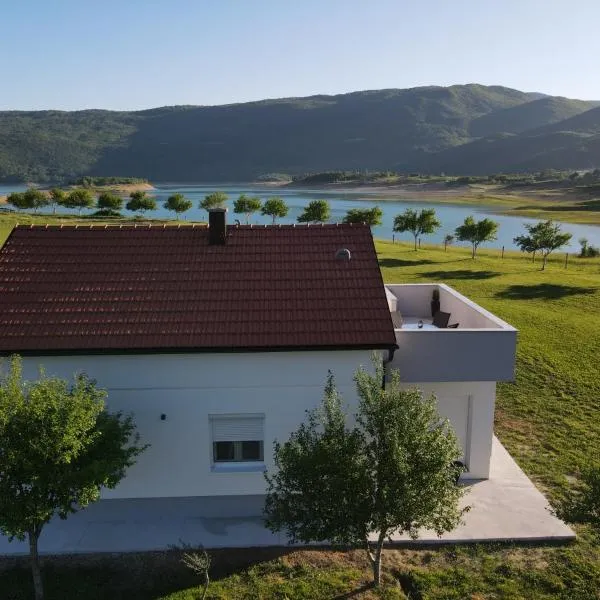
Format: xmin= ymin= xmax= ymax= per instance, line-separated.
xmin=1 ymin=0 xmax=598 ymax=110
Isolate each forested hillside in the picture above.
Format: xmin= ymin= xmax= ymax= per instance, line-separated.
xmin=1 ymin=84 xmax=599 ymax=182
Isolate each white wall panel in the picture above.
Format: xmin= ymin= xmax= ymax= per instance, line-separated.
xmin=19 ymin=350 xmax=376 ymax=498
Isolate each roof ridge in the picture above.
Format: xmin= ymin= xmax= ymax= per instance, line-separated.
xmin=15 ymin=222 xmax=369 ymax=231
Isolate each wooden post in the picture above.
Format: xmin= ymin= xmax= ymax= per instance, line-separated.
xmin=418 ymin=238 xmax=421 ymax=249
xmin=501 ymin=246 xmax=505 ymax=259
xmin=565 ymin=252 xmax=569 ymax=269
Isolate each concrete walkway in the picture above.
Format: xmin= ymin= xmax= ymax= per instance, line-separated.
xmin=0 ymin=438 xmax=574 ymax=556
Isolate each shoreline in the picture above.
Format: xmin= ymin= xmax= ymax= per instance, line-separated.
xmin=277 ymin=181 xmax=600 ymax=226
xmin=2 ymin=181 xmax=598 ymax=226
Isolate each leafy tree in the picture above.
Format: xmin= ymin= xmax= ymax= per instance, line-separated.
xmin=455 ymin=216 xmax=499 ymax=258
xmin=513 ymin=229 xmax=540 ymax=263
xmin=164 ymin=193 xmax=192 ymax=220
xmin=342 ymin=206 xmax=383 ymax=228
xmin=63 ymin=188 xmax=95 ymax=215
xmin=297 ymin=199 xmax=331 ymax=223
xmin=199 ymin=191 xmax=228 ymax=215
xmin=126 ymin=190 xmax=157 ymax=216
xmin=526 ymin=220 xmax=572 ymax=270
xmin=443 ymin=234 xmax=454 ymax=252
xmin=265 ymin=359 xmax=466 ymax=586
xmin=393 ymin=208 xmax=441 ymax=250
xmin=233 ymin=194 xmax=262 ymax=224
xmin=0 ymin=356 xmax=146 ymax=600
xmin=6 ymin=192 xmax=30 ymax=211
xmin=261 ymin=196 xmax=289 ymax=224
xmin=48 ymin=188 xmax=66 ymax=214
xmin=96 ymin=191 xmax=124 ymax=215
xmin=22 ymin=188 xmax=50 ymax=213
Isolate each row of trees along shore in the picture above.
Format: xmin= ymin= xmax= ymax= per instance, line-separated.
xmin=7 ymin=190 xmax=577 ymax=268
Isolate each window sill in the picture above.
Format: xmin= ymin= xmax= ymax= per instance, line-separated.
xmin=211 ymin=462 xmax=266 ymax=474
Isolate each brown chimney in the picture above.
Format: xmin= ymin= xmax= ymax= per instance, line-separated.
xmin=208 ymin=208 xmax=227 ymax=245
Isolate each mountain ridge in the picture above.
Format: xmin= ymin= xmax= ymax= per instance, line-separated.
xmin=1 ymin=84 xmax=599 ymax=182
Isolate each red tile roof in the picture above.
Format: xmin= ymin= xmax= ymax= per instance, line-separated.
xmin=0 ymin=224 xmax=396 ymax=354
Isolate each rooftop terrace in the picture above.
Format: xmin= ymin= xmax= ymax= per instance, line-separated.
xmin=385 ymin=283 xmax=517 ymax=382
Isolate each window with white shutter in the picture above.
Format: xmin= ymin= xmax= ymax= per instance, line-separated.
xmin=210 ymin=415 xmax=264 ymax=463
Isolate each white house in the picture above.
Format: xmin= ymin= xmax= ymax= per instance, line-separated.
xmin=0 ymin=212 xmax=516 ymax=518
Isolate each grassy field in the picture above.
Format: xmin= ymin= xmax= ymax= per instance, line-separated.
xmin=1 ymin=229 xmax=600 ymax=599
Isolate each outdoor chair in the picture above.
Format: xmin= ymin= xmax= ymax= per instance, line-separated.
xmin=433 ymin=311 xmax=451 ymax=328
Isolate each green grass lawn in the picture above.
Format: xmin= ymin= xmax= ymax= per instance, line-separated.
xmin=1 ymin=231 xmax=600 ymax=599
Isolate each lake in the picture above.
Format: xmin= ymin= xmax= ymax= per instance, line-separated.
xmin=2 ymin=182 xmax=600 ymax=250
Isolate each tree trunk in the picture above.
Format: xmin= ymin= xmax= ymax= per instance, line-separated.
xmin=372 ymin=551 xmax=382 ymax=586
xmin=472 ymin=244 xmax=476 ymax=259
xmin=29 ymin=531 xmax=44 ymax=600
xmin=414 ymin=235 xmax=418 ymax=251
xmin=542 ymin=253 xmax=547 ymax=270
xmin=366 ymin=532 xmax=386 ymax=586
xmin=532 ymin=250 xmax=536 ymax=263
xmin=272 ymin=215 xmax=276 ymax=225
xmin=201 ymin=573 xmax=210 ymax=600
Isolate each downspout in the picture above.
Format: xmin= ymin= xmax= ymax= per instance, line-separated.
xmin=381 ymin=344 xmax=397 ymax=389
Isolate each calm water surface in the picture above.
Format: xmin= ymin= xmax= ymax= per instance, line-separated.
xmin=2 ymin=183 xmax=600 ymax=250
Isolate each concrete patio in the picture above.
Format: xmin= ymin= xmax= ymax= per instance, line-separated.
xmin=0 ymin=438 xmax=574 ymax=556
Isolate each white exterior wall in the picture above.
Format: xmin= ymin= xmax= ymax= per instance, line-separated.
xmin=400 ymin=381 xmax=496 ymax=480
xmin=19 ymin=350 xmax=375 ymax=499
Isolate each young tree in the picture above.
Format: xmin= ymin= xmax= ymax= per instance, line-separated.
xmin=63 ymin=188 xmax=95 ymax=215
xmin=513 ymin=229 xmax=540 ymax=263
xmin=443 ymin=234 xmax=454 ymax=252
xmin=261 ymin=196 xmax=289 ymax=224
xmin=48 ymin=188 xmax=66 ymax=215
xmin=233 ymin=194 xmax=262 ymax=224
xmin=6 ymin=192 xmax=30 ymax=211
xmin=21 ymin=188 xmax=50 ymax=214
xmin=514 ymin=220 xmax=572 ymax=269
xmin=126 ymin=190 xmax=157 ymax=216
xmin=0 ymin=356 xmax=146 ymax=600
xmin=342 ymin=206 xmax=383 ymax=228
xmin=265 ymin=360 xmax=466 ymax=586
xmin=96 ymin=191 xmax=124 ymax=215
xmin=455 ymin=216 xmax=499 ymax=258
xmin=393 ymin=208 xmax=441 ymax=250
xmin=531 ymin=220 xmax=572 ymax=270
xmin=164 ymin=193 xmax=192 ymax=220
xmin=297 ymin=199 xmax=331 ymax=223
xmin=199 ymin=191 xmax=228 ymax=215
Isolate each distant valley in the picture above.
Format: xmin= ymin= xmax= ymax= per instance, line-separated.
xmin=2 ymin=84 xmax=600 ymax=182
